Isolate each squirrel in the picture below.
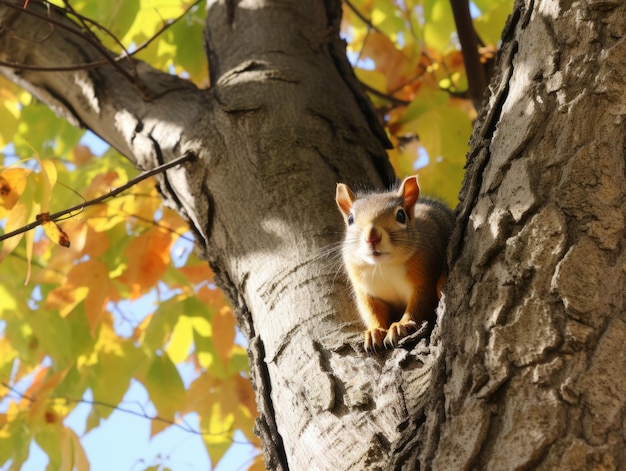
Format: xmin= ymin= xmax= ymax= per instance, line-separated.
xmin=335 ymin=175 xmax=454 ymax=351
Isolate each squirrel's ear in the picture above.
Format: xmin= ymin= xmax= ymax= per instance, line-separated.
xmin=336 ymin=183 xmax=355 ymax=217
xmin=400 ymin=175 xmax=420 ymax=209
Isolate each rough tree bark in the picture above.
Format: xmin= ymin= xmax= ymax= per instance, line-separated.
xmin=0 ymin=0 xmax=624 ymax=470
xmin=421 ymin=0 xmax=626 ymax=468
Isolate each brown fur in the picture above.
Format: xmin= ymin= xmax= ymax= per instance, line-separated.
xmin=336 ymin=176 xmax=454 ymax=351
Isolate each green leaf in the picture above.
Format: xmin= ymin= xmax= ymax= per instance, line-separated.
xmin=423 ymin=0 xmax=456 ymax=52
xmin=166 ymin=6 xmax=209 ymax=84
xmin=141 ymin=352 xmax=186 ymax=436
xmin=474 ymin=0 xmax=515 ymax=45
xmin=89 ymin=322 xmax=147 ymax=420
xmin=0 ymin=78 xmax=20 ymax=149
xmin=371 ymin=0 xmax=405 ymax=41
xmin=35 ymin=424 xmax=63 ymax=471
xmin=0 ymin=407 xmax=31 ymax=469
xmin=400 ymin=88 xmax=450 ymax=124
xmin=15 ymin=101 xmax=84 ymax=158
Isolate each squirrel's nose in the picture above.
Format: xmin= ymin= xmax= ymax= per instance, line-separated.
xmin=365 ymin=227 xmax=382 ymax=245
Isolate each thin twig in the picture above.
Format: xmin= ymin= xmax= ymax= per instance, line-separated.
xmin=0 ymin=152 xmax=196 ymax=243
xmin=342 ymin=0 xmax=385 ymax=36
xmin=0 ymin=380 xmax=247 ymax=440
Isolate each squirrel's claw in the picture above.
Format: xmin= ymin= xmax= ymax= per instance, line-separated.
xmin=384 ymin=319 xmax=418 ymax=347
xmin=364 ymin=328 xmax=387 ymax=352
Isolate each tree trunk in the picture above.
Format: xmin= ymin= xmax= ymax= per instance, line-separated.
xmin=421 ymin=0 xmax=626 ymax=468
xmin=1 ymin=0 xmax=625 ymax=470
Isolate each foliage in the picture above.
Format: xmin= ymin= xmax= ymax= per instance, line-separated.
xmin=0 ymin=0 xmax=511 ymax=469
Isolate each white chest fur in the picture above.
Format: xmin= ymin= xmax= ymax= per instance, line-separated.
xmin=359 ymin=262 xmax=413 ymax=309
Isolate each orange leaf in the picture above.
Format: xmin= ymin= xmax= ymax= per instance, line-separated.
xmin=71 ymin=144 xmax=94 ymax=166
xmin=195 ymin=284 xmax=227 ymax=307
xmin=248 ymin=455 xmax=266 ymax=471
xmin=234 ymin=374 xmax=257 ymax=422
xmin=178 ymin=262 xmax=214 ymax=285
xmin=212 ymin=306 xmax=235 ymax=367
xmin=185 ymin=372 xmax=215 ymax=417
xmin=83 ymin=171 xmax=119 ymax=200
xmin=72 ymin=260 xmax=113 ymax=334
xmin=47 ymin=260 xmax=114 ymax=334
xmin=26 ymin=368 xmax=68 ymax=426
xmin=361 ymin=32 xmax=412 ymax=90
xmin=120 ymin=227 xmax=173 ymax=299
xmin=158 ymin=206 xmax=189 ymax=234
xmin=80 ymin=222 xmax=109 ymax=258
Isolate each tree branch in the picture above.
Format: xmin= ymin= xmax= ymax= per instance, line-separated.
xmin=0 ymin=379 xmax=255 ymax=442
xmin=0 ymin=0 xmax=203 ymax=74
xmin=450 ymin=0 xmax=487 ymax=109
xmin=0 ymin=152 xmax=196 ymax=243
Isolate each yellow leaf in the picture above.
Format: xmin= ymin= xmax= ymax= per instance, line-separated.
xmin=185 ymin=373 xmax=215 ymax=417
xmin=474 ymin=0 xmax=515 ymax=46
xmin=354 ymin=68 xmax=388 ymax=95
xmin=416 ymin=153 xmax=465 ymax=208
xmin=0 ymin=337 xmax=17 ymax=380
xmin=166 ymin=315 xmax=195 ymax=363
xmin=0 ymin=167 xmax=30 ymax=211
xmin=38 ymin=213 xmax=71 ymax=247
xmin=79 ymin=222 xmax=109 ymax=258
xmin=0 ymin=77 xmax=20 ymax=148
xmin=85 ymin=170 xmax=120 ymax=199
xmin=89 ymin=319 xmax=145 ymax=420
xmin=0 ymin=202 xmax=27 ymax=262
xmin=69 ymin=428 xmax=89 ymax=471
xmin=46 ymin=285 xmax=88 ymax=318
xmin=34 ymin=158 xmax=57 ymax=214
xmin=203 ymin=400 xmax=235 ymax=467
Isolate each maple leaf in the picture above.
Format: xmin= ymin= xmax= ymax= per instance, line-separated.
xmin=119 ymin=227 xmax=173 ymax=299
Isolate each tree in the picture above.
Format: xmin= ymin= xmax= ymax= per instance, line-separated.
xmin=422 ymin=1 xmax=626 ymax=468
xmin=2 ymin=0 xmax=623 ymax=470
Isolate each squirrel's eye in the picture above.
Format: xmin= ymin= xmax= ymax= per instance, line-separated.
xmin=347 ymin=213 xmax=354 ymax=225
xmin=396 ymin=208 xmax=407 ymax=224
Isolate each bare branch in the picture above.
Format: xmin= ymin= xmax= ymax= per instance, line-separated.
xmin=0 ymin=380 xmax=254 ymax=442
xmin=0 ymin=152 xmax=196 ymax=243
xmin=450 ymin=0 xmax=487 ymax=109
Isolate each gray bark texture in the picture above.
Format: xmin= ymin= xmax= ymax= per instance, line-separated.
xmin=0 ymin=0 xmax=625 ymax=469
xmin=422 ymin=0 xmax=626 ymax=469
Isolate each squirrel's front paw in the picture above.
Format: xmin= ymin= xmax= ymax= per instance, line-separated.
xmin=364 ymin=328 xmax=387 ymax=352
xmin=384 ymin=319 xmax=418 ymax=347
